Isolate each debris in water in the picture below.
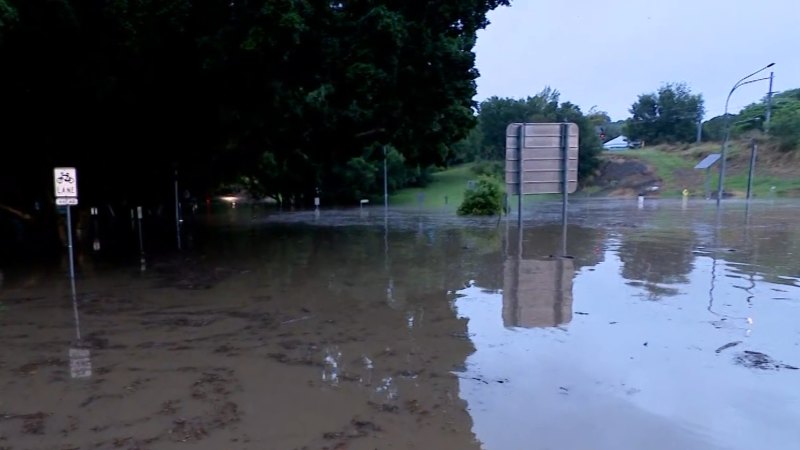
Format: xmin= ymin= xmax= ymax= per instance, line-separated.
xmin=281 ymin=315 xmax=311 ymax=325
xmin=715 ymin=341 xmax=742 ymax=354
xmin=734 ymin=351 xmax=799 ymax=371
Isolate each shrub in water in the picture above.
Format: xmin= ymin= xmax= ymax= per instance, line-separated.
xmin=457 ymin=176 xmax=503 ymax=216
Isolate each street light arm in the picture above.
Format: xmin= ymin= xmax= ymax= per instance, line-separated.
xmin=725 ymin=77 xmax=772 ymax=116
xmin=736 ymin=77 xmax=771 ymax=89
xmin=732 ymin=63 xmax=775 ymax=91
xmin=717 ymin=63 xmax=774 ymax=206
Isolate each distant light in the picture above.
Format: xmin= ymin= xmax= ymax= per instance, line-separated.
xmin=220 ymin=196 xmax=238 ymax=203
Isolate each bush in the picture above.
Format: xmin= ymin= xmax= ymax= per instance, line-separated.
xmin=457 ymin=176 xmax=503 ymax=216
xmin=471 ymin=160 xmax=504 ymax=179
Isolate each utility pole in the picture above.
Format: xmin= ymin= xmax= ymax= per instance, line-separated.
xmin=765 ymin=71 xmax=775 ymax=133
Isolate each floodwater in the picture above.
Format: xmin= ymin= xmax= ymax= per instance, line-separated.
xmin=1 ymin=199 xmax=799 ymax=450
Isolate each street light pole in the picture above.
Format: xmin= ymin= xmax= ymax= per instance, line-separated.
xmin=746 ymin=139 xmax=757 ymax=201
xmin=765 ymin=71 xmax=775 ymax=133
xmin=716 ymin=63 xmax=774 ymax=207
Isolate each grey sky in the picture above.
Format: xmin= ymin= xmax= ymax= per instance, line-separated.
xmin=475 ymin=0 xmax=799 ymax=121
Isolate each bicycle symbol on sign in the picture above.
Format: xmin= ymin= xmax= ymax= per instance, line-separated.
xmin=57 ymin=172 xmax=74 ymax=184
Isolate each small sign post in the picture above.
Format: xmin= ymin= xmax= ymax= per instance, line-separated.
xmin=54 ymin=167 xmax=81 ymax=342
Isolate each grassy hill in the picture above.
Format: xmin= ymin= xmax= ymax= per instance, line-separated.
xmin=390 ymin=164 xmax=475 ymax=208
xmin=391 ymin=138 xmax=800 ymax=207
xmin=600 ymin=139 xmax=800 ymax=197
xmin=391 ymin=163 xmax=560 ymax=209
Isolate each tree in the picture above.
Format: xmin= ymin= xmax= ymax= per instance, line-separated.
xmin=771 ymin=103 xmax=800 ymax=151
xmin=449 ymin=126 xmax=484 ymax=164
xmin=474 ymin=89 xmax=602 ymax=181
xmin=626 ymin=83 xmax=704 ymax=144
xmin=586 ymin=107 xmax=622 ymax=142
xmin=703 ymin=88 xmax=800 ymax=149
xmin=702 ymin=114 xmax=735 ymax=141
xmin=476 ymin=96 xmax=533 ymax=159
xmin=0 ymin=0 xmax=17 ymax=43
xmin=0 ymin=0 xmax=510 ymax=211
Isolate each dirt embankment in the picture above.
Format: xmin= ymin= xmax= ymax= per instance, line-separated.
xmin=590 ymin=138 xmax=800 ymax=197
xmin=592 ymin=157 xmax=661 ymax=197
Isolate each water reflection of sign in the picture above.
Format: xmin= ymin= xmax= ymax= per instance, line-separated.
xmin=503 ymin=258 xmax=574 ymax=328
xmin=69 ymin=348 xmax=92 ymax=379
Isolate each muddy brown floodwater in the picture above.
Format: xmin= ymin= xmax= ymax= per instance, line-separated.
xmin=1 ymin=199 xmax=799 ymax=450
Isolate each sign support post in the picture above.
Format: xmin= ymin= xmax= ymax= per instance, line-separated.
xmin=517 ymin=123 xmax=524 ymax=226
xmin=54 ymin=167 xmax=81 ymax=342
xmin=560 ymin=122 xmax=569 ymax=257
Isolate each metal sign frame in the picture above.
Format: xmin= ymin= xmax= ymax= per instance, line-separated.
xmin=505 ymin=123 xmax=579 ymax=230
xmin=505 ymin=123 xmax=579 ymax=195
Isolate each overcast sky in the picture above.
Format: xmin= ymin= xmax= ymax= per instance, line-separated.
xmin=475 ymin=0 xmax=799 ymax=121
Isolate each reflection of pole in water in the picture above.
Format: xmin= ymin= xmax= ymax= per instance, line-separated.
xmin=707 ymin=250 xmax=718 ymax=315
xmin=384 ymin=205 xmax=394 ymax=307
xmin=137 ymin=207 xmax=146 ymax=272
xmin=708 ymin=205 xmax=721 ymax=317
xmin=708 ymin=208 xmax=752 ymax=332
xmin=174 ymin=169 xmax=182 ymax=251
xmin=744 ymin=200 xmax=752 ymax=233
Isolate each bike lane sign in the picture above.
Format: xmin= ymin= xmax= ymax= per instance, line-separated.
xmin=54 ymin=167 xmax=79 ymax=205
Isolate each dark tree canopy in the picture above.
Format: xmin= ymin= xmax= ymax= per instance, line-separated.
xmin=729 ymin=88 xmax=800 ymax=151
xmin=626 ymin=83 xmax=704 ymax=144
xmin=467 ymin=89 xmax=602 ymax=181
xmin=0 ymin=0 xmax=509 ymax=209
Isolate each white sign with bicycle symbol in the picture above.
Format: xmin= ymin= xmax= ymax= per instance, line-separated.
xmin=54 ymin=167 xmax=79 ymax=205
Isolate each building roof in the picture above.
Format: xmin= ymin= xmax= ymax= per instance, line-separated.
xmin=603 ymin=135 xmax=629 ymax=149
